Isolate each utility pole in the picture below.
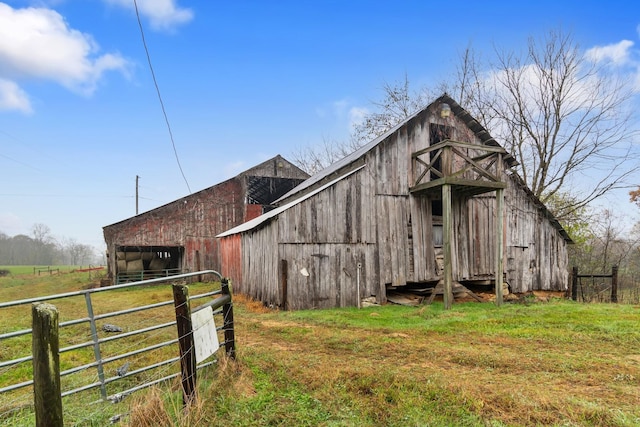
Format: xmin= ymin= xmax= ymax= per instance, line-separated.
xmin=136 ymin=175 xmax=139 ymax=215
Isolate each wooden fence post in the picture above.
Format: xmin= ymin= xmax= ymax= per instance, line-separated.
xmin=221 ymin=279 xmax=236 ymax=360
xmin=172 ymin=284 xmax=196 ymax=406
xmin=32 ymin=303 xmax=63 ymax=427
xmin=571 ymin=267 xmax=578 ymax=301
xmin=611 ymin=265 xmax=618 ymax=303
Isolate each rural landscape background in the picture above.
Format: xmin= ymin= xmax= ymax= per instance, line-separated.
xmin=2 ymin=1 xmax=640 ymax=425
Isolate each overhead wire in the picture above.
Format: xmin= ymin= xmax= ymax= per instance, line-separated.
xmin=132 ymin=0 xmax=191 ymax=194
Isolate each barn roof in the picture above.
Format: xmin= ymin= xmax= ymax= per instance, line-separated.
xmin=216 ymin=165 xmax=365 ymax=237
xmin=104 ymin=154 xmax=306 ymax=230
xmin=274 ymin=94 xmax=517 ymax=205
xmin=218 ymin=95 xmax=571 ymax=243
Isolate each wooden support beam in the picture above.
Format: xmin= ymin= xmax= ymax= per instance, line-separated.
xmin=495 ymin=188 xmax=504 ymax=306
xmin=442 ymin=184 xmax=453 ymax=310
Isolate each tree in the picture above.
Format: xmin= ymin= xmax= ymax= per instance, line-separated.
xmin=351 ymin=74 xmax=434 ymax=146
xmin=296 ymin=30 xmax=638 ymax=222
xmin=630 ymin=188 xmax=640 ymax=207
xmin=290 ymin=136 xmax=362 ymax=175
xmin=445 ymin=30 xmax=638 ymax=221
xmin=31 ymin=223 xmax=58 ymax=265
xmin=290 ymin=75 xmax=434 ymax=174
xmin=63 ymin=239 xmax=95 ymax=266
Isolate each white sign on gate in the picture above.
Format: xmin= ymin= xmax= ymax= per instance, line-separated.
xmin=191 ymin=306 xmax=219 ymax=363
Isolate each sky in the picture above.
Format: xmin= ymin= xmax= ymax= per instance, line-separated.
xmin=1 ymin=0 xmax=639 ymax=253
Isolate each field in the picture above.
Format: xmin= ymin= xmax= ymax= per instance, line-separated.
xmin=1 ymin=270 xmax=639 ymax=426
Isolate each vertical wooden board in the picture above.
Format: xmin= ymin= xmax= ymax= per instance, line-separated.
xmin=376 ymin=195 xmax=391 ymax=285
xmin=353 ymin=172 xmax=362 ymax=243
xmin=395 ymin=197 xmax=408 ymax=286
xmin=421 ymin=197 xmax=437 ymax=281
xmin=454 ymin=196 xmax=469 ymax=279
xmin=345 ymin=185 xmax=353 ymax=242
xmin=386 ymin=197 xmax=399 ymax=284
xmin=397 ymin=127 xmax=409 ymax=195
xmin=408 ymin=197 xmax=421 ymax=281
xmin=381 ymin=196 xmax=408 ymax=287
xmin=362 ymin=167 xmax=376 ymax=243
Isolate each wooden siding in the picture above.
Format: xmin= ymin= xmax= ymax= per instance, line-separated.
xmin=407 ymin=195 xmax=436 ymax=282
xmin=104 ymin=178 xmax=245 ymax=277
xmin=376 ymin=195 xmax=410 ymax=287
xmin=278 ymin=170 xmax=375 ymax=244
xmin=220 ymin=99 xmax=570 ymax=309
xmin=220 ymin=234 xmax=242 ymax=290
xmin=278 ymin=243 xmax=380 ymax=310
xmin=240 ymin=224 xmax=279 ymax=305
xmin=104 ymin=156 xmax=308 ymax=283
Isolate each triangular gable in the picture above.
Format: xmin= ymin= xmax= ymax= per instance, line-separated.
xmin=275 ymin=94 xmax=517 ymax=205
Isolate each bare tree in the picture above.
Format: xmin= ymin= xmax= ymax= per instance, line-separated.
xmin=290 ymin=136 xmax=361 ymax=175
xmin=290 ymin=75 xmax=433 ymax=174
xmin=64 ymin=238 xmax=95 ymax=266
xmin=31 ymin=223 xmax=53 ymax=244
xmin=447 ymin=31 xmax=639 ymax=221
xmin=351 ymin=74 xmax=434 ymax=146
xmin=293 ymin=29 xmax=638 ymax=219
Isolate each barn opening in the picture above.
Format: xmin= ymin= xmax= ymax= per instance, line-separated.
xmin=114 ymin=245 xmax=184 ymax=284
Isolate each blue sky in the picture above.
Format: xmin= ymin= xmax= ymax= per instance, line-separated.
xmin=1 ymin=0 xmax=639 ymax=252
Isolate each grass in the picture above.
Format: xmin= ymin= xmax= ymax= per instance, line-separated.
xmin=1 ymin=271 xmax=640 ymax=426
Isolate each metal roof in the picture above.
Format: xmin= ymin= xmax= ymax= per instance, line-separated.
xmin=216 ymin=165 xmax=366 ymax=237
xmin=218 ymin=94 xmax=569 ymax=242
xmin=274 ymin=94 xmax=517 ymax=205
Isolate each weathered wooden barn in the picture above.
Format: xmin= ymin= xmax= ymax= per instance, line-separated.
xmin=217 ymin=95 xmax=572 ymax=309
xmin=103 ymin=155 xmax=308 ymax=284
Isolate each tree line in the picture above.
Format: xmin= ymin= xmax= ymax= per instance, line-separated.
xmin=0 ymin=224 xmax=100 ymax=266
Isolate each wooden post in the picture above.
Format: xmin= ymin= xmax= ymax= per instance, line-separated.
xmin=172 ymin=284 xmax=196 ymax=406
xmin=495 ymin=188 xmax=504 ymax=306
xmin=221 ymin=279 xmax=236 ymax=360
xmin=32 ymin=303 xmax=63 ymax=427
xmin=611 ymin=265 xmax=618 ymax=303
xmin=280 ymin=259 xmax=288 ymax=310
xmin=571 ymin=266 xmax=578 ymax=301
xmin=442 ymin=183 xmax=453 ymax=310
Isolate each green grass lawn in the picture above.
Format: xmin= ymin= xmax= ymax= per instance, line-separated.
xmin=1 ymin=271 xmax=639 ymax=426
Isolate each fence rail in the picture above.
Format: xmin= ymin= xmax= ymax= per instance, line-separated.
xmin=0 ymin=270 xmax=234 ymax=424
xmin=571 ymin=266 xmax=620 ymax=303
xmin=115 ymin=267 xmax=184 ymax=284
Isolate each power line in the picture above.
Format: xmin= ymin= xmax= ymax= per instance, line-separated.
xmin=132 ymin=0 xmax=192 ymax=194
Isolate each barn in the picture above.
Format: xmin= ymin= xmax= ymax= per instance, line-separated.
xmin=217 ymin=95 xmax=572 ymax=310
xmin=103 ymin=155 xmax=309 ymax=284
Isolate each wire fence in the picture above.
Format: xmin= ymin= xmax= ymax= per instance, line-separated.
xmin=0 ymin=270 xmax=234 ymax=425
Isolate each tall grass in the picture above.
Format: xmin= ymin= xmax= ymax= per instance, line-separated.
xmin=125 ymin=296 xmax=640 ymax=427
xmin=1 ymin=271 xmax=639 ymax=426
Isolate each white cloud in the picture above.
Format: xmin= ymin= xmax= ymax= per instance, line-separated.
xmin=0 ymin=78 xmax=32 ymax=113
xmin=348 ymin=106 xmax=369 ymax=130
xmin=0 ymin=3 xmax=130 ymax=112
xmin=104 ymin=0 xmax=193 ymax=31
xmin=585 ymin=40 xmax=634 ymax=65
